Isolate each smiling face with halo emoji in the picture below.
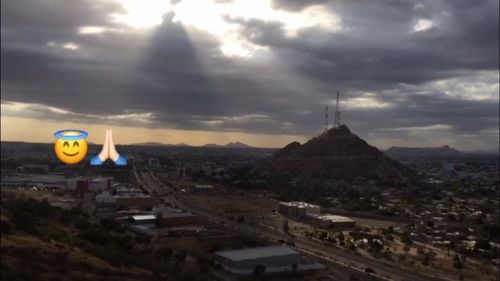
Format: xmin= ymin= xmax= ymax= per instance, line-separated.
xmin=54 ymin=129 xmax=88 ymax=164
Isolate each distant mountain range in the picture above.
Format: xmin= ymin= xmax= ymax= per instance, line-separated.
xmin=130 ymin=142 xmax=192 ymax=147
xmin=129 ymin=142 xmax=168 ymax=146
xmin=1 ymin=141 xmax=267 ymax=152
xmin=203 ymin=141 xmax=252 ymax=148
xmin=385 ymin=145 xmax=462 ymax=158
xmin=131 ymin=141 xmax=253 ymax=148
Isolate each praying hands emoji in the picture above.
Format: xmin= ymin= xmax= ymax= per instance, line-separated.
xmin=90 ymin=129 xmax=127 ymax=166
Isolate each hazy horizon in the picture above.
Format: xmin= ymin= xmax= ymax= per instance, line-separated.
xmin=2 ymin=119 xmax=498 ymax=152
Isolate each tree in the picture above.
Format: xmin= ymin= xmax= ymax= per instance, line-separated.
xmin=349 ymin=273 xmax=359 ymax=281
xmin=337 ymin=232 xmax=345 ymax=242
xmin=447 ymin=241 xmax=456 ymax=256
xmin=0 ymin=220 xmax=13 ymax=235
xmin=475 ymin=238 xmax=491 ymax=251
xmin=417 ymin=247 xmax=425 ymax=255
xmin=422 ymin=253 xmax=430 ymax=266
xmin=156 ymin=247 xmax=173 ymax=261
xmin=383 ymin=249 xmax=393 ymax=263
xmin=401 ymin=231 xmax=412 ymax=245
xmin=253 ymin=264 xmax=266 ymax=277
xmin=403 ymin=245 xmax=410 ymax=254
xmin=78 ymin=226 xmax=110 ymax=245
xmin=282 ymin=219 xmax=289 ymax=233
xmin=453 ymin=260 xmax=464 ymax=270
xmin=174 ymin=250 xmax=187 ymax=263
xmin=397 ymin=254 xmax=406 ymax=265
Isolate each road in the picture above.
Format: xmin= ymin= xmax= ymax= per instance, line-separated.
xmin=142 ymin=170 xmax=448 ymax=281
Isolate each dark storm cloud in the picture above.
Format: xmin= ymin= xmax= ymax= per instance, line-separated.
xmin=239 ymin=0 xmax=499 ymax=88
xmin=1 ymin=0 xmax=499 ymax=149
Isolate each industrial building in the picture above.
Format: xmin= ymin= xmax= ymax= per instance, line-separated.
xmin=176 ymin=167 xmax=187 ymax=179
xmin=0 ymin=174 xmax=66 ymax=189
xmin=66 ymin=177 xmax=112 ymax=193
xmin=215 ymin=245 xmax=325 ymax=275
xmin=95 ymin=192 xmax=157 ymax=209
xmin=278 ymin=201 xmax=321 ymax=218
xmin=193 ymin=184 xmax=214 ymax=192
xmin=125 ymin=215 xmax=157 ymax=236
xmin=130 ymin=215 xmax=157 ymax=224
xmin=17 ymin=164 xmax=49 ymax=173
xmin=148 ymin=158 xmax=160 ymax=167
xmin=306 ymin=214 xmax=356 ymax=229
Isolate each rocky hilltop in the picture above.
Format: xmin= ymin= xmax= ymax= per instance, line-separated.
xmin=257 ymin=125 xmax=416 ymax=186
xmin=273 ymin=125 xmax=382 ymax=158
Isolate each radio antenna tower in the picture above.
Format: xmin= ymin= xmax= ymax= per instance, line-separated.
xmin=324 ymin=104 xmax=329 ymax=131
xmin=333 ymin=90 xmax=341 ymax=127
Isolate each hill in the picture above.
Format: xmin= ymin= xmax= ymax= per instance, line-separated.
xmin=224 ymin=141 xmax=252 ymax=148
xmin=175 ymin=142 xmax=191 ymax=147
xmin=0 ymin=193 xmax=213 ymax=281
xmin=272 ymin=125 xmax=382 ymax=158
xmin=255 ymin=125 xmax=416 ymax=188
xmin=129 ymin=142 xmax=168 ymax=146
xmin=385 ymin=145 xmax=462 ymax=158
xmin=202 ymin=142 xmax=253 ymax=148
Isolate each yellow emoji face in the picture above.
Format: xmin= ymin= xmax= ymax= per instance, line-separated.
xmin=54 ymin=130 xmax=88 ymax=164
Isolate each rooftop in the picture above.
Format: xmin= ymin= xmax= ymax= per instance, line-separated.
xmin=308 ymin=214 xmax=355 ymax=223
xmin=280 ymin=201 xmax=319 ymax=208
xmin=131 ymin=215 xmax=156 ymax=221
xmin=215 ymin=245 xmax=298 ymax=261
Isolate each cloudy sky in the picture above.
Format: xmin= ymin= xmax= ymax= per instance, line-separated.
xmin=1 ymin=0 xmax=498 ymax=150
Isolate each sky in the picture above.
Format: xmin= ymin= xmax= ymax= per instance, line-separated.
xmin=1 ymin=0 xmax=499 ymax=150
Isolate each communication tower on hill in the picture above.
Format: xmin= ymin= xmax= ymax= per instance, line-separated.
xmin=333 ymin=90 xmax=341 ymax=127
xmin=324 ymin=104 xmax=329 ymax=132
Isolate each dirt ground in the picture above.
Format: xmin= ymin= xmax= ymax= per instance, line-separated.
xmin=183 ymin=192 xmax=279 ymax=216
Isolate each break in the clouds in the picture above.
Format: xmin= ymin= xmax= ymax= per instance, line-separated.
xmin=1 ymin=0 xmax=499 ymax=150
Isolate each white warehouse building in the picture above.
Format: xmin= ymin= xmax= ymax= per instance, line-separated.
xmin=278 ymin=201 xmax=321 ymax=218
xmin=214 ymin=245 xmax=324 ymax=275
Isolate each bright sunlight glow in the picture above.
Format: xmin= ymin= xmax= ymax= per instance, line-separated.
xmin=111 ymin=0 xmax=341 ymax=57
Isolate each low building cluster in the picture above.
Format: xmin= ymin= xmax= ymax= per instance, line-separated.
xmin=279 ymin=201 xmax=356 ymax=229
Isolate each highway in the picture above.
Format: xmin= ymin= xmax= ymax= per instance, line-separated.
xmin=141 ymin=169 xmax=448 ymax=281
xmin=194 ymin=207 xmax=445 ymax=281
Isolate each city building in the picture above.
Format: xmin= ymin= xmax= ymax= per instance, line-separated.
xmin=16 ymin=164 xmax=49 ymax=173
xmin=66 ymin=177 xmax=112 ymax=193
xmin=131 ymin=215 xmax=157 ymax=224
xmin=278 ymin=201 xmax=320 ymax=218
xmin=0 ymin=174 xmax=66 ymax=189
xmin=307 ymin=214 xmax=356 ymax=229
xmin=193 ymin=184 xmax=214 ymax=192
xmin=215 ymin=245 xmax=325 ymax=275
xmin=148 ymin=158 xmax=160 ymax=167
xmin=95 ymin=192 xmax=157 ymax=210
xmin=176 ymin=167 xmax=187 ymax=179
